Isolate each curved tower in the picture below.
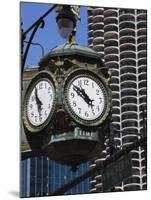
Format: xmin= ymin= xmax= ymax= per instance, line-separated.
xmin=88 ymin=7 xmax=147 ymax=192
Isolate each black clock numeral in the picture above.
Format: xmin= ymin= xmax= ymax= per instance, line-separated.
xmin=45 ymin=82 xmax=47 ymax=89
xmin=96 ymin=89 xmax=100 ymax=95
xmin=44 ymin=110 xmax=47 ymax=116
xmin=92 ymin=82 xmax=94 ymax=88
xmin=31 ymin=111 xmax=34 ymax=117
xmin=71 ymin=92 xmax=75 ymax=98
xmin=84 ymin=79 xmax=89 ymax=86
xmin=29 ymin=104 xmax=33 ymax=109
xmin=48 ymin=104 xmax=51 ymax=109
xmin=73 ymin=101 xmax=77 ymax=107
xmin=39 ymin=83 xmax=43 ymax=90
xmin=49 ymin=94 xmax=53 ymax=100
xmin=92 ymin=108 xmax=95 ymax=115
xmin=78 ymin=108 xmax=81 ymax=114
xmin=78 ymin=80 xmax=82 ymax=87
xmin=85 ymin=111 xmax=89 ymax=117
xmin=48 ymin=87 xmax=51 ymax=93
xmin=99 ymin=97 xmax=102 ymax=104
xmin=39 ymin=116 xmax=42 ymax=122
xmin=96 ymin=105 xmax=100 ymax=112
xmin=31 ymin=95 xmax=35 ymax=102
xmin=35 ymin=116 xmax=37 ymax=122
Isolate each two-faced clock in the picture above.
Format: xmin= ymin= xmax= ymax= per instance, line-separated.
xmin=23 ymin=71 xmax=56 ymax=133
xmin=63 ymin=69 xmax=111 ymax=127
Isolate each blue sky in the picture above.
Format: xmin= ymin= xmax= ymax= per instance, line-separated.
xmin=21 ymin=2 xmax=88 ymax=68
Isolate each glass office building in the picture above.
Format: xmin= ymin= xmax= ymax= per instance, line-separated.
xmin=21 ymin=157 xmax=90 ymax=197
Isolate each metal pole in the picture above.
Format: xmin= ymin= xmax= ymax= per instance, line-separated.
xmin=50 ymin=136 xmax=146 ymax=196
xmin=22 ymin=4 xmax=57 ymax=37
xmin=21 ymin=4 xmax=57 ymax=75
xmin=22 ymin=21 xmax=41 ymax=74
xmin=24 ymin=41 xmax=45 ymax=57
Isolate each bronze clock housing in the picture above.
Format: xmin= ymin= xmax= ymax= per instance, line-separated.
xmin=22 ymin=43 xmax=111 ymax=168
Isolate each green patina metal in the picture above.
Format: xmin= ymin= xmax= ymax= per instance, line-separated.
xmin=22 ymin=42 xmax=111 ymax=169
xmin=49 ymin=128 xmax=100 ymax=143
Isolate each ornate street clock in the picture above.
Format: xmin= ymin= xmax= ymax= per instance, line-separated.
xmin=23 ymin=71 xmax=56 ymax=133
xmin=63 ymin=69 xmax=111 ymax=127
xmin=22 ymin=43 xmax=111 ymax=169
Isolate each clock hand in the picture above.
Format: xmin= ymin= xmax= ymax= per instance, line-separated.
xmin=35 ymin=87 xmax=43 ymax=114
xmin=73 ymin=84 xmax=85 ymax=99
xmin=80 ymin=87 xmax=94 ymax=108
xmin=73 ymin=84 xmax=94 ymax=108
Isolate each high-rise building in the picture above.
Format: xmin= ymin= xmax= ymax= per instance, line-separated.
xmin=88 ymin=7 xmax=147 ymax=192
xmin=21 ymin=156 xmax=90 ymax=197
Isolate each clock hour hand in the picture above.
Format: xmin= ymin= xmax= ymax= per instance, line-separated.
xmin=73 ymin=84 xmax=94 ymax=108
xmin=80 ymin=87 xmax=94 ymax=108
xmin=35 ymin=87 xmax=43 ymax=114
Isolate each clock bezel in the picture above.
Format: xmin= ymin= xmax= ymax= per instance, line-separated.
xmin=23 ymin=71 xmax=57 ymax=133
xmin=63 ymin=68 xmax=111 ymax=127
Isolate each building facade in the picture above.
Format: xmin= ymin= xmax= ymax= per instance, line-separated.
xmin=21 ymin=156 xmax=90 ymax=197
xmin=88 ymin=7 xmax=147 ymax=192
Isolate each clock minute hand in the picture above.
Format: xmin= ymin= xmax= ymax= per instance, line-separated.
xmin=80 ymin=87 xmax=94 ymax=108
xmin=35 ymin=87 xmax=43 ymax=113
xmin=73 ymin=84 xmax=85 ymax=99
xmin=73 ymin=84 xmax=94 ymax=108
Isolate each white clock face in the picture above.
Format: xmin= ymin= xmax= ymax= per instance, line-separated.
xmin=67 ymin=76 xmax=106 ymax=121
xmin=27 ymin=79 xmax=54 ymax=126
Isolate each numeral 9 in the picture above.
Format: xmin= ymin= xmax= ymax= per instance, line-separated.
xmin=71 ymin=92 xmax=75 ymax=98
